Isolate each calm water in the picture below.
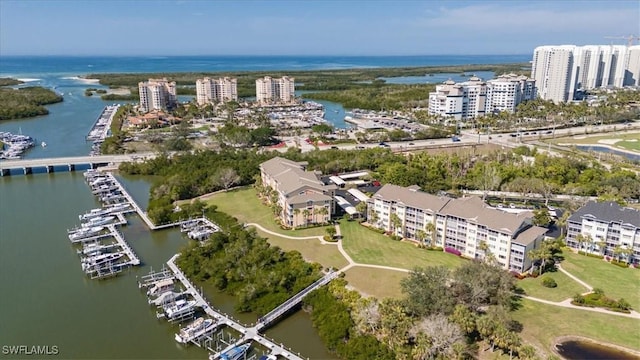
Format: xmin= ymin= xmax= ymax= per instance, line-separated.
xmin=0 ymin=173 xmax=333 ymax=359
xmin=556 ymin=340 xmax=640 ymax=360
xmin=576 ymin=145 xmax=640 ymax=162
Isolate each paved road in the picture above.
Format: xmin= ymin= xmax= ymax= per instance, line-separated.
xmin=0 ymin=152 xmax=156 ymax=169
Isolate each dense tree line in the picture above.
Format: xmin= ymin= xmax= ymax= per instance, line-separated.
xmin=0 ymin=86 xmax=63 ymax=120
xmin=303 ymin=83 xmax=436 ymax=111
xmin=176 ymin=213 xmax=322 ymax=314
xmin=0 ymin=78 xmax=24 ymax=86
xmin=86 ymin=63 xmax=527 ymax=94
xmin=123 ymin=144 xmax=638 ymax=224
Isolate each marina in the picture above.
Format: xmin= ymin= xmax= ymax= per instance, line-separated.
xmin=87 ymin=105 xmax=120 ymax=156
xmin=0 ymin=131 xmax=36 ymax=160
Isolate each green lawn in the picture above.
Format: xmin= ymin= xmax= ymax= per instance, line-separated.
xmin=343 ymin=267 xmax=407 ymax=299
xmin=617 ymin=139 xmax=640 ymax=151
xmin=202 ymin=187 xmax=325 ymax=237
xmin=253 ymin=228 xmax=349 ymax=270
xmin=513 ymin=299 xmax=640 ymax=355
xmin=561 ymin=251 xmax=640 ymax=311
xmin=516 ymin=270 xmax=589 ymax=302
xmin=339 ymin=220 xmax=465 ymax=270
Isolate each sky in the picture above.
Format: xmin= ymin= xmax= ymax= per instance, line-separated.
xmin=1 ymin=0 xmax=639 ymax=56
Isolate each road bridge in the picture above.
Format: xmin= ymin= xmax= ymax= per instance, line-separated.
xmin=0 ymin=153 xmax=155 ymax=176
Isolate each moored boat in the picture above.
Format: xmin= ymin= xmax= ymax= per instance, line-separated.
xmin=174 ymin=317 xmax=216 ymax=344
xmin=219 ymin=343 xmax=251 ymax=360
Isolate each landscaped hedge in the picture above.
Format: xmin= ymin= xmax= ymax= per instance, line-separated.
xmin=542 ymin=277 xmax=557 ymax=288
xmin=444 ymin=247 xmax=462 ymax=256
xmin=610 ymin=260 xmax=630 ymax=268
xmin=578 ymin=251 xmax=605 ymax=259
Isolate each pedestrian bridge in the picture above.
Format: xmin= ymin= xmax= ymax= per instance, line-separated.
xmin=0 ymin=153 xmax=155 ymax=176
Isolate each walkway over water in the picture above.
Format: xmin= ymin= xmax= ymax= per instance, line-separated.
xmin=256 ymin=270 xmax=339 ymax=332
xmin=167 ymin=254 xmax=321 ymax=360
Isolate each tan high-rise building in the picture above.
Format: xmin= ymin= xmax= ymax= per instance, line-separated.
xmin=428 ymin=76 xmax=487 ymax=121
xmin=255 ymin=76 xmax=295 ymax=104
xmin=138 ymin=78 xmax=177 ymax=112
xmin=485 ymin=74 xmax=536 ymax=113
xmin=196 ymin=77 xmax=238 ymax=105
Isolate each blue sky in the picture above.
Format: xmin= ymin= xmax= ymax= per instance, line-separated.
xmin=1 ymin=0 xmax=639 ymax=56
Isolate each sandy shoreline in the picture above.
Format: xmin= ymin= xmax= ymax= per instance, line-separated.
xmin=61 ymin=76 xmax=100 ymax=84
xmin=552 ymin=335 xmax=640 ymax=358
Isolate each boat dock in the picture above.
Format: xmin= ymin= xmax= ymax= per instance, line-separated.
xmin=87 ymin=105 xmax=119 ymax=156
xmin=165 ymin=254 xmax=339 ymax=360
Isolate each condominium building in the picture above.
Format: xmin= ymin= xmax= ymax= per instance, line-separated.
xmin=428 ymin=75 xmax=535 ymax=120
xmin=367 ymin=184 xmax=547 ymax=272
xmin=566 ymin=201 xmax=640 ymax=265
xmin=256 ymin=76 xmax=295 ymax=104
xmin=485 ymin=74 xmax=536 ymax=113
xmin=532 ymin=45 xmax=640 ymax=103
xmin=428 ymin=76 xmax=486 ymax=121
xmin=138 ymin=78 xmax=177 ymax=113
xmin=260 ymin=157 xmax=336 ymax=228
xmin=195 ymin=77 xmax=238 ymax=105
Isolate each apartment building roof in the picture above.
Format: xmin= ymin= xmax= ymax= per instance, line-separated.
xmin=569 ymin=201 xmax=640 ymax=228
xmin=371 ymin=184 xmax=450 ymax=213
xmin=260 ymin=157 xmax=335 ymax=197
xmin=440 ymin=196 xmax=532 ymax=234
xmin=513 ymin=226 xmax=548 ymax=246
xmin=288 ymin=192 xmax=333 ymax=204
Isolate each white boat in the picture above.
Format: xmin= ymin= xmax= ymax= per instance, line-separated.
xmin=82 ymin=215 xmax=115 ymax=227
xmin=219 ymin=343 xmax=251 ymax=360
xmin=41 ymin=141 xmax=47 ymax=147
xmin=147 ymin=278 xmax=174 ymax=297
xmin=81 ymin=252 xmax=124 ymax=271
xmin=68 ymin=226 xmax=104 ymax=240
xmin=107 ymin=203 xmax=130 ymax=213
xmin=149 ymin=291 xmax=183 ymax=306
xmin=78 ymin=241 xmax=117 ymax=256
xmin=174 ymin=317 xmax=216 ymax=344
xmin=79 ymin=208 xmax=111 ymax=221
xmin=163 ymin=299 xmax=197 ymax=319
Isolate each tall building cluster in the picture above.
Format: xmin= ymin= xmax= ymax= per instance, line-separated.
xmin=138 ymin=78 xmax=177 ymax=113
xmin=428 ymin=74 xmax=535 ymax=121
xmin=532 ymin=45 xmax=640 ymax=103
xmin=195 ymin=77 xmax=238 ymax=105
xmin=256 ymin=76 xmax=296 ymax=104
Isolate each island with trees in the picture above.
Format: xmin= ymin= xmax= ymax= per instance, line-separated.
xmin=0 ymin=85 xmax=64 ymax=120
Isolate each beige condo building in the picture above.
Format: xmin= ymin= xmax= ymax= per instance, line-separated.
xmin=196 ymin=77 xmax=238 ymax=105
xmin=138 ymin=78 xmax=177 ymax=113
xmin=256 ymin=76 xmax=295 ymax=104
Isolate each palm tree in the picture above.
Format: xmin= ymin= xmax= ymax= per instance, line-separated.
xmin=595 ymin=240 xmax=606 ymax=256
xmin=302 ymin=209 xmax=311 ymax=227
xmin=316 ymin=206 xmax=329 ymax=223
xmin=575 ymin=234 xmax=587 ymax=254
xmin=368 ymin=208 xmax=379 ymax=228
xmin=390 ymin=213 xmax=402 ymax=237
xmin=557 ymin=210 xmax=571 ymax=237
xmin=425 ymin=221 xmax=436 ymax=247
xmin=415 ymin=229 xmax=427 ymax=246
xmin=293 ymin=208 xmax=301 ymax=228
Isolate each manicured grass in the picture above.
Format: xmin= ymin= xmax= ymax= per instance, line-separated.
xmin=516 ymin=270 xmax=589 ymax=302
xmin=617 ymin=140 xmax=640 ymax=151
xmin=339 ymin=220 xmax=465 ymax=269
xmin=202 ymin=187 xmax=325 ymax=237
xmin=513 ymin=299 xmax=640 ymax=355
xmin=561 ymin=251 xmax=640 ymax=311
xmin=343 ymin=267 xmax=407 ymax=299
xmin=253 ymin=228 xmax=349 ymax=270
xmin=552 ymin=131 xmax=640 ymax=144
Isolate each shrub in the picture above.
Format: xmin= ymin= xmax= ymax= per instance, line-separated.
xmin=611 ymin=260 xmax=630 ymax=268
xmin=542 ymin=277 xmax=557 ymax=288
xmin=390 ymin=235 xmax=402 ymax=241
xmin=572 ymin=294 xmax=585 ymax=304
xmin=428 ymin=246 xmax=444 ymax=252
xmin=578 ymin=251 xmax=605 ymax=259
xmin=444 ymin=247 xmax=461 ymax=256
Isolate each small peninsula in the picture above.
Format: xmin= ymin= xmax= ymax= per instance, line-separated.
xmin=0 ymin=85 xmax=64 ymax=121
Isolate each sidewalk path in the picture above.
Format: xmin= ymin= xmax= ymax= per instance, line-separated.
xmin=249 ymin=222 xmax=640 ymax=320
